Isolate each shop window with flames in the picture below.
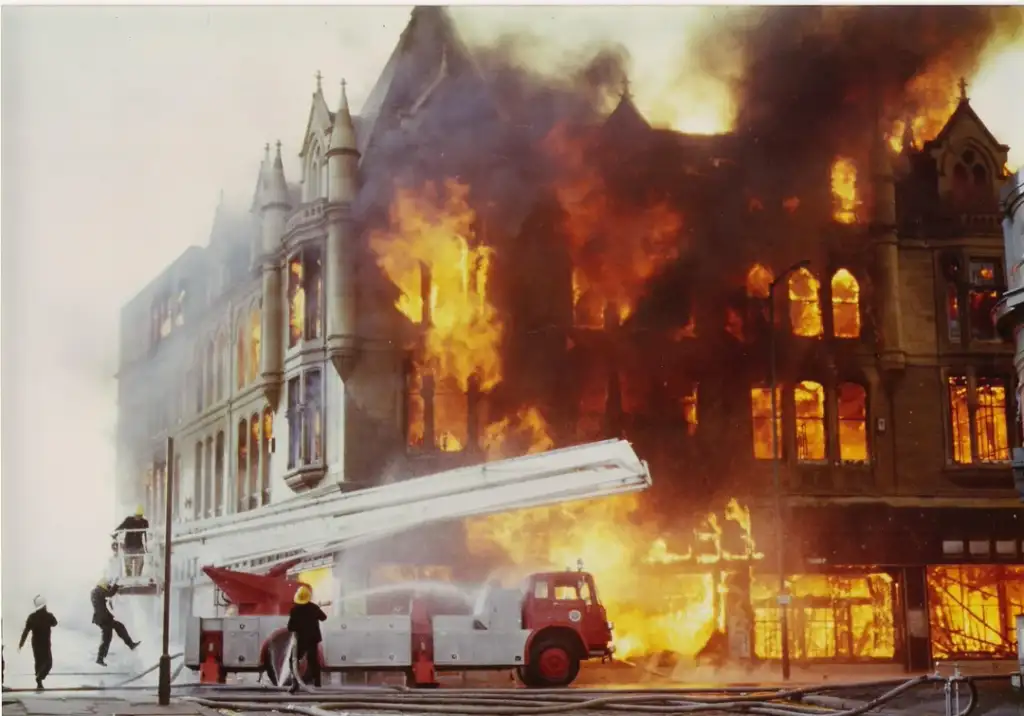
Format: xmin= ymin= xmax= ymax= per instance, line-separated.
xmin=751 ymin=385 xmax=782 ymax=460
xmin=837 ymin=383 xmax=868 ymax=463
xmin=967 ymin=260 xmax=1002 ymax=343
xmin=287 ymin=246 xmax=323 ymax=348
xmin=788 ymin=268 xmax=823 ymax=338
xmin=752 ymin=572 xmax=896 ymax=661
xmin=948 ymin=375 xmax=1010 ymax=465
xmin=928 ymin=565 xmax=1024 ymax=659
xmin=287 ymin=369 xmax=323 ymax=470
xmin=831 ymin=269 xmax=861 ymax=339
xmin=795 ymin=381 xmax=826 ymax=462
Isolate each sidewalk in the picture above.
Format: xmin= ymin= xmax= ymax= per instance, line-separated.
xmin=1 ymin=694 xmax=222 ymax=716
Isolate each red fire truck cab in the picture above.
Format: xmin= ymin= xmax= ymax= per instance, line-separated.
xmin=185 ymin=564 xmax=615 ymax=688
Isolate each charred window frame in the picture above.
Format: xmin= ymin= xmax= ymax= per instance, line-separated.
xmin=287 ymin=245 xmax=324 ymax=348
xmin=950 ymin=148 xmax=996 ymax=213
xmin=681 ymin=383 xmax=699 ymax=437
xmin=945 ymin=369 xmax=1012 ymax=466
xmin=794 ymin=381 xmax=827 ymax=463
xmin=788 ymin=268 xmax=824 ymax=338
xmin=751 ymin=385 xmax=783 ymax=460
xmin=236 ymin=418 xmax=249 ymax=512
xmin=286 ymin=368 xmax=324 ymax=470
xmin=830 ymin=269 xmax=862 ymax=340
xmin=938 ymin=253 xmax=1006 ymax=347
xmin=835 ymin=383 xmax=869 ymax=464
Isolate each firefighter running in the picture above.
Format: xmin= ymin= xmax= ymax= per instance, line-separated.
xmin=18 ymin=595 xmax=57 ymax=691
xmin=113 ymin=506 xmax=149 ymax=578
xmin=91 ymin=579 xmax=140 ymax=666
xmin=286 ymin=584 xmax=326 ymax=693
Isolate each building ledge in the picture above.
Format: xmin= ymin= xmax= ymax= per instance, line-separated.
xmin=284 ymin=464 xmax=327 ymax=493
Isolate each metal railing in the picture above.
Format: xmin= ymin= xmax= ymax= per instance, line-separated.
xmin=109 ymin=528 xmax=163 ymax=583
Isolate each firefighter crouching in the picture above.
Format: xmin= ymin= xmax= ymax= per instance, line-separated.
xmin=91 ymin=579 xmax=140 ymax=666
xmin=113 ymin=506 xmax=149 ymax=578
xmin=287 ymin=585 xmax=326 ymax=692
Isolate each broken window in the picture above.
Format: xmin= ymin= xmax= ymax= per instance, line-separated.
xmin=751 ymin=385 xmax=782 ymax=460
xmin=681 ymin=384 xmax=699 ymax=437
xmin=236 ymin=321 xmax=247 ymax=391
xmin=261 ymin=408 xmax=273 ymax=506
xmin=746 ymin=264 xmax=773 ymax=299
xmin=831 ymin=269 xmax=861 ymax=339
xmin=794 ymin=381 xmax=826 ymax=462
xmin=975 ymin=377 xmax=1009 ymax=463
xmin=236 ymin=419 xmax=248 ymax=512
xmin=788 ymin=268 xmax=823 ymax=338
xmin=967 ymin=260 xmax=1001 ymax=342
xmin=247 ymin=304 xmax=261 ymax=384
xmin=837 ymin=383 xmax=868 ymax=463
xmin=214 ymin=431 xmax=225 ymax=517
xmin=948 ymin=376 xmax=972 ymax=464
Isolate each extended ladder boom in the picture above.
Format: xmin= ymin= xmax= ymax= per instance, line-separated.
xmin=171 ymin=439 xmax=650 ymax=571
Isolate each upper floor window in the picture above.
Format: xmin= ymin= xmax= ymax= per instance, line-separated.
xmin=831 ymin=269 xmax=861 ymax=339
xmin=287 ymin=246 xmax=324 ymax=348
xmin=794 ymin=381 xmax=826 ymax=462
xmin=751 ymin=385 xmax=783 ymax=460
xmin=681 ymin=384 xmax=698 ymax=437
xmin=967 ymin=260 xmax=1001 ymax=342
xmin=788 ymin=268 xmax=823 ymax=338
xmin=287 ymin=368 xmax=323 ymax=470
xmin=306 ymin=144 xmax=324 ymax=201
xmin=950 ymin=148 xmax=994 ymax=212
xmin=947 ymin=374 xmax=1010 ymax=465
xmin=837 ymin=383 xmax=868 ymax=463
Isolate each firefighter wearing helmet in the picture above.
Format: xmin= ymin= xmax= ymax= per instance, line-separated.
xmin=113 ymin=506 xmax=149 ymax=578
xmin=286 ymin=584 xmax=326 ymax=692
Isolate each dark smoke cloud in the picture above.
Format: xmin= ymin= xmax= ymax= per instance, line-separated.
xmin=702 ymin=6 xmax=1022 ymax=160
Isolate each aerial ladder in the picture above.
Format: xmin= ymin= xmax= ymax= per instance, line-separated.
xmin=108 ymin=439 xmax=651 ymax=595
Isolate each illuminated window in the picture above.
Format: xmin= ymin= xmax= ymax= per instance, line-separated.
xmin=794 ymin=381 xmax=826 ymax=462
xmin=247 ymin=303 xmax=262 ymax=384
xmin=830 ymin=269 xmax=861 ymax=339
xmin=946 ymin=283 xmax=962 ymax=343
xmin=261 ymin=407 xmax=273 ymax=505
xmin=947 ymin=375 xmax=1010 ymax=465
xmin=751 ymin=385 xmax=782 ymax=459
xmin=248 ymin=413 xmax=260 ymax=510
xmin=788 ymin=268 xmax=823 ymax=338
xmin=681 ymin=384 xmax=699 ymax=437
xmin=746 ymin=264 xmax=773 ymax=299
xmin=968 ymin=260 xmax=1001 ymax=342
xmin=236 ymin=419 xmax=248 ymax=512
xmin=235 ymin=319 xmax=247 ymax=391
xmin=837 ymin=383 xmax=868 ymax=463
xmin=288 ymin=247 xmax=324 ymax=348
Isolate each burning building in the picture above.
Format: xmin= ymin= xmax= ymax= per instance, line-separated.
xmin=116 ymin=6 xmax=1024 ymax=672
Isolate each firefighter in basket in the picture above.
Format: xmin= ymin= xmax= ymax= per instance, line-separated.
xmin=286 ymin=584 xmax=326 ymax=693
xmin=113 ymin=506 xmax=149 ymax=578
xmin=91 ymin=578 xmax=140 ymax=666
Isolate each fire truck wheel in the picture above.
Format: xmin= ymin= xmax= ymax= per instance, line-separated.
xmin=521 ymin=638 xmax=580 ymax=688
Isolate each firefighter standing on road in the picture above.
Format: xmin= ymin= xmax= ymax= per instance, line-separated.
xmin=18 ymin=595 xmax=57 ymax=691
xmin=91 ymin=579 xmax=139 ymax=666
xmin=286 ymin=585 xmax=326 ymax=692
xmin=113 ymin=506 xmax=149 ymax=578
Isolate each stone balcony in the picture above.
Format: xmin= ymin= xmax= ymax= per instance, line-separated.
xmin=284 ymin=198 xmax=328 ymax=235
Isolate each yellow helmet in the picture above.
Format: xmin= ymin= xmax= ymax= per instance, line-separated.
xmin=98 ymin=577 xmax=110 ymax=588
xmin=135 ymin=505 xmax=145 ymax=517
xmin=294 ymin=585 xmax=312 ymax=605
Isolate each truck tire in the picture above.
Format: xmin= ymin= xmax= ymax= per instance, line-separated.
xmin=520 ymin=638 xmax=580 ymax=688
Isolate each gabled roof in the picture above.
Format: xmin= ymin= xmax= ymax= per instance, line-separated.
xmin=602 ymin=90 xmax=651 ymax=138
xmin=356 ymin=6 xmax=495 ymax=162
xmin=926 ymin=97 xmax=1010 ymax=154
xmin=299 ymin=87 xmax=334 ymax=158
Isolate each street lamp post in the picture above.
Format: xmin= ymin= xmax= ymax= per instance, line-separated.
xmin=768 ymin=259 xmax=810 ymax=683
xmin=158 ymin=436 xmax=175 ymax=706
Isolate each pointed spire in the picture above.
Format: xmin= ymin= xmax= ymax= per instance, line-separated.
xmin=315 ymin=70 xmax=323 ymax=95
xmin=262 ymin=139 xmax=290 ymax=208
xmin=958 ymin=76 xmax=969 ymax=103
xmin=329 ymin=78 xmax=358 ymax=153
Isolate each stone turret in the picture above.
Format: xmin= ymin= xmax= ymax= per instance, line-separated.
xmin=325 ymin=79 xmax=361 ymax=380
xmin=259 ymin=141 xmax=291 ymax=407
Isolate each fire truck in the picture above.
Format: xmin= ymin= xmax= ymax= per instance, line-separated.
xmin=184 ymin=560 xmax=615 ymax=688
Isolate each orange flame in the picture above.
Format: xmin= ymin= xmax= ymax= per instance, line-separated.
xmin=544 ymin=123 xmax=683 ymax=328
xmin=831 ymin=157 xmax=859 ymax=224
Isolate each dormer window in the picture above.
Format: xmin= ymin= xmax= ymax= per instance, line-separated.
xmin=306 ymin=144 xmax=323 ymax=201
